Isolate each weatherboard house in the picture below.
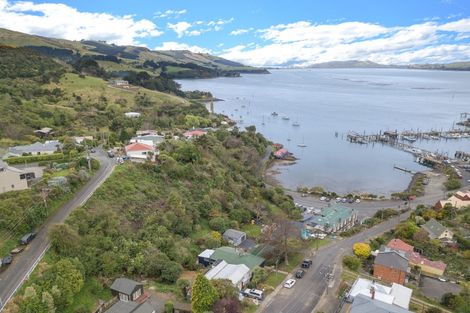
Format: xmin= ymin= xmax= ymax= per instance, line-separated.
xmin=421 ymin=218 xmax=453 ymax=240
xmin=305 ymin=205 xmax=357 ymax=233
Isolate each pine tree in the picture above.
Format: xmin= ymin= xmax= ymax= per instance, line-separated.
xmin=191 ymin=274 xmax=218 ymax=313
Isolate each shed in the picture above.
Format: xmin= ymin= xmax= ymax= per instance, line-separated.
xmin=198 ymin=249 xmax=215 ymax=267
xmin=110 ymin=278 xmax=144 ymax=302
xmin=223 ymin=229 xmax=247 ymax=246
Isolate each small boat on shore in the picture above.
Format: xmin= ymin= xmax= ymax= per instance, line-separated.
xmin=271 ymin=112 xmax=278 ymax=116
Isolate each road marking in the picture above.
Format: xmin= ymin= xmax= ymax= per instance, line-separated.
xmin=0 ymin=161 xmax=115 ymax=312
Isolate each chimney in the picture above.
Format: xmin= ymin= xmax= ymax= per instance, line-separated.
xmin=370 ymin=286 xmax=375 ymax=300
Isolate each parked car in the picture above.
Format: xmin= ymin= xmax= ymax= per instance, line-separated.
xmin=10 ymin=247 xmax=24 ymax=254
xmin=438 ymin=277 xmax=447 ymax=282
xmin=295 ymin=269 xmax=305 ymax=279
xmin=355 ymin=199 xmax=361 ymax=203
xmin=107 ymin=150 xmax=114 ymax=158
xmin=284 ymin=279 xmax=296 ymax=288
xmin=243 ymin=288 xmax=264 ymax=300
xmin=90 ymin=148 xmax=96 ymax=153
xmin=320 ymin=196 xmax=326 ymax=201
xmin=301 ymin=259 xmax=313 ymax=268
xmin=2 ymin=255 xmax=13 ymax=266
xmin=20 ymin=232 xmax=36 ymax=245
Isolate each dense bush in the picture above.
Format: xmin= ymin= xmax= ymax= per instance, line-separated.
xmin=342 ymin=255 xmax=361 ymax=271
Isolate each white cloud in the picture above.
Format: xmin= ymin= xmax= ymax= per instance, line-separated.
xmin=230 ymin=28 xmax=252 ymax=36
xmin=0 ymin=0 xmax=162 ymax=45
xmin=167 ymin=21 xmax=192 ymax=38
xmin=154 ymin=41 xmax=211 ymax=53
xmin=167 ymin=18 xmax=234 ymax=37
xmin=155 ymin=9 xmax=187 ymax=18
xmin=220 ymin=19 xmax=470 ymax=67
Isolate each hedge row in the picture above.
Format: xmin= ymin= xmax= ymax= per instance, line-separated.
xmin=5 ymin=153 xmax=68 ymax=165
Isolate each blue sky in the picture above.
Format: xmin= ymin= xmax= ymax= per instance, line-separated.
xmin=0 ymin=0 xmax=469 ymax=66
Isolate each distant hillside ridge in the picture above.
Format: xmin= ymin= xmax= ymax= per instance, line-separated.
xmin=0 ymin=27 xmax=269 ymax=78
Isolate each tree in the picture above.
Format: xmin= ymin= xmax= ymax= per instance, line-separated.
xmin=192 ymin=274 xmax=218 ymax=313
xmin=251 ymin=267 xmax=268 ymax=287
xmin=49 ymin=224 xmax=81 ymax=257
xmin=352 ymin=242 xmax=371 ymax=259
xmin=213 ymin=297 xmax=242 ymax=313
xmin=211 ymin=279 xmax=239 ymax=299
xmin=263 ymin=216 xmax=300 ymax=266
xmin=160 ymin=261 xmax=182 ymax=283
xmin=176 ymin=279 xmax=191 ymax=300
xmin=343 ymin=255 xmax=361 ymax=271
xmin=413 ymin=229 xmax=429 ymax=243
xmin=165 ymin=301 xmax=174 ymax=313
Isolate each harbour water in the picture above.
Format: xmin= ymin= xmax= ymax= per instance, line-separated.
xmin=178 ymin=69 xmax=470 ymax=195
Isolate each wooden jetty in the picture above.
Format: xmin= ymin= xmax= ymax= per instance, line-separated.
xmin=393 ymin=165 xmax=417 ymax=174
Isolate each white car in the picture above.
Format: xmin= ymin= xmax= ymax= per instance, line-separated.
xmin=438 ymin=277 xmax=447 ymax=282
xmin=355 ymin=199 xmax=361 ymax=203
xmin=320 ymin=196 xmax=326 ymax=201
xmin=284 ymin=279 xmax=296 ymax=288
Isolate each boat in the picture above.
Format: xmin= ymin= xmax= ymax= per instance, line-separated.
xmin=402 ymin=135 xmax=417 ymax=142
xmin=282 ymin=116 xmax=290 ymax=121
xmin=297 ymin=144 xmax=307 ymax=148
xmin=292 ymin=122 xmax=300 ymax=127
xmin=271 ymin=112 xmax=278 ymax=116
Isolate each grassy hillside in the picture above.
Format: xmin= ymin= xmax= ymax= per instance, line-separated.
xmin=0 ymin=45 xmax=218 ymax=143
xmin=0 ymin=28 xmax=268 ymax=78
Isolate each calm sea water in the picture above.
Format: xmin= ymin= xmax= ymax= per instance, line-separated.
xmin=178 ymin=69 xmax=470 ymax=195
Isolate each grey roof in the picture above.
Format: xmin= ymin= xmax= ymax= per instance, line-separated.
xmin=105 ymin=301 xmax=139 ymax=313
xmin=8 ymin=140 xmax=61 ymax=155
xmin=105 ymin=301 xmax=155 ymax=313
xmin=421 ymin=218 xmax=447 ymax=238
xmin=238 ymin=239 xmax=257 ymax=251
xmin=350 ymin=294 xmax=412 ymax=313
xmin=223 ymin=229 xmax=246 ymax=241
xmin=110 ymin=278 xmax=142 ymax=295
xmin=374 ymin=251 xmax=408 ymax=272
xmin=0 ymin=160 xmax=24 ymax=173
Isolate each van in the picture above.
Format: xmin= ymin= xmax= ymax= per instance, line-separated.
xmin=20 ymin=232 xmax=36 ymax=245
xmin=243 ymin=288 xmax=264 ymax=300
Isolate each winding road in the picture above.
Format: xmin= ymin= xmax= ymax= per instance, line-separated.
xmin=0 ymin=151 xmax=115 ymax=311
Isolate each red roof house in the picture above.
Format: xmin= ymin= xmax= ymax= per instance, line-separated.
xmin=274 ymin=148 xmax=288 ymax=159
xmin=408 ymin=251 xmax=446 ymax=277
xmin=125 ymin=142 xmax=155 ymax=161
xmin=183 ymin=130 xmax=207 ymax=139
xmin=386 ymin=239 xmax=414 ymax=254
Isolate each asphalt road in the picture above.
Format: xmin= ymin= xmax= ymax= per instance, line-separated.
xmin=0 ymin=151 xmax=114 ymax=311
xmin=260 ymin=211 xmax=412 ymax=313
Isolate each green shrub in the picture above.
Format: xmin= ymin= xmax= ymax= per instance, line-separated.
xmin=343 ymin=255 xmax=361 ymax=271
xmin=165 ymin=301 xmax=174 ymax=313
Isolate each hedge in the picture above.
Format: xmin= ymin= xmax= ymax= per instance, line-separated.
xmin=5 ymin=153 xmax=69 ymax=165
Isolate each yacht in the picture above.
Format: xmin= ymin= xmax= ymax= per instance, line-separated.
xmin=282 ymin=116 xmax=290 ymax=121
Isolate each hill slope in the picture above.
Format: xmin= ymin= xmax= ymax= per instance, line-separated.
xmin=0 ymin=28 xmax=268 ymax=78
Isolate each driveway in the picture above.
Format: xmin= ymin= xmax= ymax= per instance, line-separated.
xmin=0 ymin=150 xmax=115 ymax=311
xmin=420 ymin=276 xmax=461 ymax=301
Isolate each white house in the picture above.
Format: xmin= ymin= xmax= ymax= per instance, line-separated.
xmin=129 ymin=134 xmax=165 ymax=148
xmin=124 ymin=142 xmax=155 ymax=162
xmin=7 ymin=140 xmax=61 ymax=157
xmin=205 ymin=260 xmax=251 ymax=290
xmin=0 ymin=160 xmax=42 ymax=194
xmin=124 ymin=112 xmax=141 ymax=118
xmin=347 ymin=278 xmax=412 ymax=310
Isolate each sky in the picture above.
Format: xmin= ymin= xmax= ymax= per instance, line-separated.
xmin=0 ymin=0 xmax=469 ymax=67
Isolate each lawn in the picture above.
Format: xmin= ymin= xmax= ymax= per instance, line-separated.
xmin=63 ymin=277 xmax=112 ymax=313
xmin=263 ymin=271 xmax=287 ymax=289
xmin=278 ymin=251 xmax=305 ymax=272
xmin=241 ymin=223 xmax=262 ymax=238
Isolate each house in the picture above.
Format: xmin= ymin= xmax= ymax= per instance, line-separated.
xmin=105 ymin=301 xmax=155 ymax=313
xmin=198 ymin=249 xmax=215 ymax=267
xmin=110 ymin=278 xmax=144 ymax=302
xmin=347 ymin=278 xmax=412 ymax=310
xmin=7 ymin=140 xmax=61 ymax=157
xmin=386 ymin=239 xmax=414 ymax=255
xmin=273 ymin=148 xmax=289 ymax=159
xmin=183 ymin=129 xmax=207 ymax=139
xmin=223 ymin=229 xmax=247 ymax=246
xmin=73 ymin=136 xmax=94 ymax=144
xmin=305 ymin=205 xmax=357 ymax=233
xmin=373 ymin=249 xmax=409 ymax=285
xmin=435 ymin=190 xmax=470 ymax=210
xmin=350 ymin=294 xmax=412 ymax=313
xmin=421 ymin=218 xmax=453 ymax=240
xmin=125 ymin=112 xmax=141 ymax=118
xmin=205 ymin=260 xmax=251 ymax=290
xmin=34 ymin=127 xmax=53 ymax=137
xmin=0 ymin=160 xmax=30 ymax=194
xmin=130 ymin=134 xmax=165 ymax=148
xmin=113 ymin=80 xmax=130 ymax=88
xmin=408 ymin=252 xmax=446 ymax=278
xmin=197 ymin=246 xmax=264 ymax=270
xmin=125 ymin=143 xmax=155 ymax=162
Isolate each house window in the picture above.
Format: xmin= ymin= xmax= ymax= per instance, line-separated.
xmin=119 ymin=294 xmax=129 ymax=302
xmin=11 ymin=184 xmax=14 ymax=189
xmin=20 ymin=174 xmax=26 ymax=179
